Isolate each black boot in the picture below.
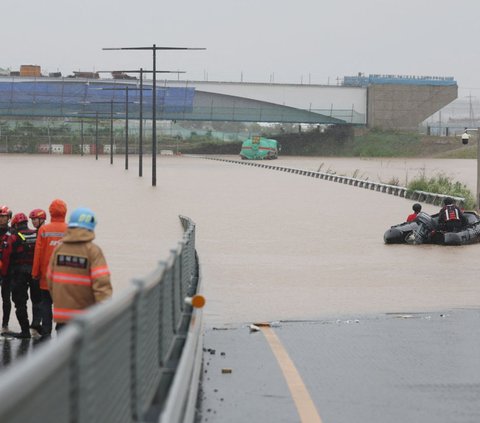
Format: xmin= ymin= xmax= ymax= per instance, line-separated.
xmin=10 ymin=331 xmax=31 ymax=339
xmin=30 ymin=321 xmax=42 ymax=335
xmin=16 ymin=308 xmax=31 ymax=340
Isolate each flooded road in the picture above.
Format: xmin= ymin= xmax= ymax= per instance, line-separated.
xmin=3 ymin=153 xmax=480 ymax=422
xmin=1 ymin=154 xmax=478 ymax=328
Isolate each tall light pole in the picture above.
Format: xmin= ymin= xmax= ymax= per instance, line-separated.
xmin=90 ymin=100 xmax=124 ymax=164
xmin=69 ymin=110 xmax=112 ymax=160
xmin=95 ymin=111 xmax=99 ymax=160
xmin=104 ymin=69 xmax=184 ymax=177
xmin=462 ymin=128 xmax=480 ymax=209
xmin=125 ymin=87 xmax=129 ymax=169
xmin=140 ymin=68 xmax=144 ymax=177
xmin=99 ymin=86 xmax=144 ymax=170
xmin=80 ymin=119 xmax=84 ymax=156
xmin=476 ymin=129 xmax=480 ymax=210
xmin=103 ymin=44 xmax=205 ymax=186
xmin=110 ymin=99 xmax=114 ymax=164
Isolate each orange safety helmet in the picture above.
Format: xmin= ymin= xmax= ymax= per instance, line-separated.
xmin=11 ymin=212 xmax=28 ymax=227
xmin=29 ymin=208 xmax=47 ymax=220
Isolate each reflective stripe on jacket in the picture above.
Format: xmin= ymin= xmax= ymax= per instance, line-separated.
xmin=53 ymin=307 xmax=86 ymax=321
xmin=0 ymin=227 xmax=37 ymax=275
xmin=443 ymin=204 xmax=460 ymax=221
xmin=32 ymin=218 xmax=67 ymax=290
xmin=47 ymin=227 xmax=112 ymax=323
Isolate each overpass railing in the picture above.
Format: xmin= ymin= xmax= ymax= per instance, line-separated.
xmin=202 ymin=157 xmax=465 ymax=207
xmin=0 ymin=215 xmax=203 ymax=423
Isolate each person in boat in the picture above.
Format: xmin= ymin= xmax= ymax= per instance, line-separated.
xmin=437 ymin=197 xmax=467 ymax=232
xmin=406 ymin=203 xmax=422 ymax=222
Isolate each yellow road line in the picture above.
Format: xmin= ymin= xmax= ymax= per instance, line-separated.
xmin=261 ymin=326 xmax=323 ymax=423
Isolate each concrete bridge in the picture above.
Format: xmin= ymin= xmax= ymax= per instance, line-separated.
xmin=0 ymin=74 xmax=457 ymax=130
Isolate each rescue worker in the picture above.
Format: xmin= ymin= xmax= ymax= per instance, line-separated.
xmin=0 ymin=213 xmax=39 ymax=338
xmin=28 ymin=208 xmax=47 ymax=333
xmin=29 ymin=209 xmax=47 ymax=231
xmin=0 ymin=205 xmax=13 ymax=333
xmin=0 ymin=206 xmax=11 ymax=238
xmin=32 ymin=199 xmax=67 ymax=336
xmin=47 ymin=207 xmax=112 ymax=330
xmin=406 ymin=203 xmax=422 ymax=222
xmin=438 ymin=197 xmax=467 ymax=232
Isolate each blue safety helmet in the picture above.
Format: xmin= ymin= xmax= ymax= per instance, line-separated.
xmin=68 ymin=207 xmax=97 ymax=231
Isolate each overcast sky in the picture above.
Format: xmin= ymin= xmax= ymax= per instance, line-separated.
xmin=3 ymin=0 xmax=480 ymax=100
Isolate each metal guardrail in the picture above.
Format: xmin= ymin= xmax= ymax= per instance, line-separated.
xmin=0 ymin=215 xmax=203 ymax=423
xmin=202 ymin=157 xmax=465 ymax=207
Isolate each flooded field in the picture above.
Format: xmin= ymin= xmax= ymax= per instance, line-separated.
xmin=2 ymin=154 xmax=479 ymax=329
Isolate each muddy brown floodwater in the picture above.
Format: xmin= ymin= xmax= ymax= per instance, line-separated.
xmin=2 ymin=154 xmax=479 ymax=329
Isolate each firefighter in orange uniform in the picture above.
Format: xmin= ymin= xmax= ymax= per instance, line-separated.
xmin=32 ymin=199 xmax=68 ymax=336
xmin=47 ymin=207 xmax=112 ymax=329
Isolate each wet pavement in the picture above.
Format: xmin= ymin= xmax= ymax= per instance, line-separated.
xmin=198 ymin=308 xmax=480 ymax=423
xmin=0 ymin=333 xmax=51 ymax=369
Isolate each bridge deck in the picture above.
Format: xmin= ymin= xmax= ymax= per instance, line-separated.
xmin=198 ymin=309 xmax=480 ymax=423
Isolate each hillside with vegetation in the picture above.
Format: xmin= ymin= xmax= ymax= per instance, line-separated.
xmin=174 ymin=126 xmax=473 ymax=159
xmin=0 ymin=119 xmax=473 ymax=158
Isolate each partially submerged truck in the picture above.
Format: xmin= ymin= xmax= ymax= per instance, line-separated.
xmin=239 ymin=136 xmax=278 ymax=160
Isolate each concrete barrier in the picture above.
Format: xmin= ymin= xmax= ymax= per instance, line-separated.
xmin=200 ymin=156 xmax=465 ymax=207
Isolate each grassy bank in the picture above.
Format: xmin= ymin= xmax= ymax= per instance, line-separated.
xmin=172 ymin=127 xmax=471 ymax=158
xmin=407 ymin=173 xmax=476 ymax=209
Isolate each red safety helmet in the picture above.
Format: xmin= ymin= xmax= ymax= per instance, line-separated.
xmin=29 ymin=208 xmax=47 ymax=220
xmin=11 ymin=213 xmax=28 ymax=227
xmin=0 ymin=206 xmax=12 ymax=219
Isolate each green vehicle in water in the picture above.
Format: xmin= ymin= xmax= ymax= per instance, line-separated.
xmin=240 ymin=136 xmax=278 ymax=160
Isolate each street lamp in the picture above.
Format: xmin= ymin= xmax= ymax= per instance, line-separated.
xmin=103 ymin=44 xmax=205 ymax=186
xmin=98 ymin=86 xmax=141 ymax=170
xmin=69 ymin=101 xmax=91 ymax=156
xmin=461 ymin=128 xmax=480 ymax=209
xmin=104 ymin=69 xmax=184 ymax=177
xmin=69 ymin=110 xmax=113 ymax=160
xmin=90 ymin=100 xmax=125 ymax=164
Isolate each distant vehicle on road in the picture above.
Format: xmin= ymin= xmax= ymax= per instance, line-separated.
xmin=240 ymin=136 xmax=278 ymax=160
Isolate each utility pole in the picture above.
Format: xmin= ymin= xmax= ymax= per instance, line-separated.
xmin=103 ymin=44 xmax=205 ymax=186
xmin=462 ymin=128 xmax=480 ymax=209
xmin=100 ymin=69 xmax=183 ymax=177
xmin=468 ymin=93 xmax=475 ymax=128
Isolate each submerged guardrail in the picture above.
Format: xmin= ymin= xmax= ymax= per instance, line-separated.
xmin=0 ymin=215 xmax=203 ymax=423
xmin=202 ymin=157 xmax=465 ymax=207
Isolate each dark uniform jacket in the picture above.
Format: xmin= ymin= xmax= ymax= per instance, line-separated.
xmin=0 ymin=223 xmax=36 ymax=277
xmin=438 ymin=204 xmax=466 ymax=232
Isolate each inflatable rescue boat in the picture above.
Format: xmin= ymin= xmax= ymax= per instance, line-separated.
xmin=384 ymin=211 xmax=480 ymax=245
